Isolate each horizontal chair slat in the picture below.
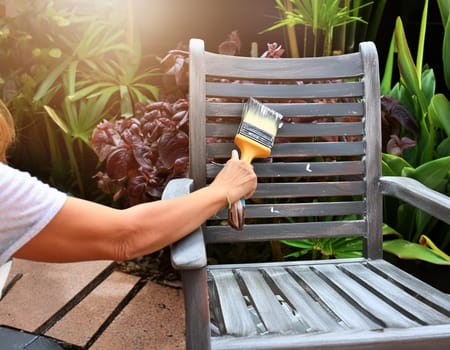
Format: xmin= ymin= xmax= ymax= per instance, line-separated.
xmin=205 ymin=51 xmax=364 ymax=79
xmin=207 ymin=161 xmax=365 ymax=178
xmin=205 ymin=220 xmax=367 ymax=243
xmin=206 ymin=122 xmax=364 ymax=138
xmin=213 ymin=201 xmax=365 ymax=220
xmin=206 ymin=102 xmax=364 ymax=118
xmin=206 ymin=81 xmax=364 ymax=99
xmin=207 ymin=142 xmax=364 ymax=158
xmin=253 ymin=181 xmax=366 ymax=198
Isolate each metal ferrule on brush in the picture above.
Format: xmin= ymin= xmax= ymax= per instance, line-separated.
xmin=237 ymin=122 xmax=275 ymax=149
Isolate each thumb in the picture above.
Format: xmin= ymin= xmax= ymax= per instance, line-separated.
xmin=231 ymin=149 xmax=239 ymax=160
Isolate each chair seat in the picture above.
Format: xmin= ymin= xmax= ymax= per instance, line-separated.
xmin=208 ymin=259 xmax=450 ymax=349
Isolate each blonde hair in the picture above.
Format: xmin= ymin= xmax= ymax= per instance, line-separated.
xmin=0 ymin=99 xmax=15 ymax=163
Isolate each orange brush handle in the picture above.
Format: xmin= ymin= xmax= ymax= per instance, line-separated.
xmin=228 ymin=135 xmax=273 ymax=230
xmin=234 ymin=134 xmax=271 ymax=163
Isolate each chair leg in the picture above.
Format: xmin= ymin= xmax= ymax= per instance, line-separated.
xmin=182 ymin=268 xmax=211 ymax=350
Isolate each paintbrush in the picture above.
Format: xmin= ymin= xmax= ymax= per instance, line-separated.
xmin=228 ymin=97 xmax=283 ymax=230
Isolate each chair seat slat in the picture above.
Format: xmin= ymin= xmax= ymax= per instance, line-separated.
xmin=209 ymin=270 xmax=257 ymax=336
xmin=237 ymin=269 xmax=306 ymax=334
xmin=314 ymin=264 xmax=419 ymax=328
xmin=340 ymin=263 xmax=450 ymax=324
xmin=263 ymin=267 xmax=344 ymax=332
xmin=367 ymin=260 xmax=450 ymax=313
xmin=289 ymin=266 xmax=380 ymax=329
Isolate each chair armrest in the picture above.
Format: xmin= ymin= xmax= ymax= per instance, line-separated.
xmin=380 ymin=176 xmax=450 ymax=225
xmin=161 ymin=178 xmax=207 ymax=270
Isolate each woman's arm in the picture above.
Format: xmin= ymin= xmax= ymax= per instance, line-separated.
xmin=14 ymin=151 xmax=256 ymax=262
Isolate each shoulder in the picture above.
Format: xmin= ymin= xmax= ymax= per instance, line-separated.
xmin=0 ymin=162 xmax=67 ymax=210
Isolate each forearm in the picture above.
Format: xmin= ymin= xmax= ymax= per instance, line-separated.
xmin=14 ymin=186 xmax=227 ymax=263
xmin=121 ymin=185 xmax=226 ymax=259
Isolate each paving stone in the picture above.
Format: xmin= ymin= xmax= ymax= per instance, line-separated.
xmin=0 ymin=259 xmax=112 ymax=332
xmin=45 ymin=270 xmax=139 ymax=347
xmin=90 ymin=281 xmax=185 ymax=350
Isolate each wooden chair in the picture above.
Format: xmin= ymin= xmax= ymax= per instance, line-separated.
xmin=162 ymin=38 xmax=450 ymax=350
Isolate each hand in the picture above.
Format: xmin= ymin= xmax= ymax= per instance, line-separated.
xmin=210 ymin=150 xmax=257 ymax=204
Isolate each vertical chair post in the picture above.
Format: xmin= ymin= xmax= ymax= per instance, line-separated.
xmin=359 ymin=41 xmax=383 ymax=259
xmin=182 ymin=268 xmax=211 ymax=350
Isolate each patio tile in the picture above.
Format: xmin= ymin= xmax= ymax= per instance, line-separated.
xmin=90 ymin=281 xmax=185 ymax=350
xmin=0 ymin=259 xmax=113 ymax=332
xmin=44 ymin=270 xmax=139 ymax=347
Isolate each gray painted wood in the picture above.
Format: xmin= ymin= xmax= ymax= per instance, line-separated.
xmin=162 ymin=38 xmax=450 ymax=349
xmin=380 ymin=176 xmax=450 ymax=225
xmin=209 ymin=270 xmax=256 ymax=336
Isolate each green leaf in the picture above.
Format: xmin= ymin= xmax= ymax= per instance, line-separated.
xmin=404 ymin=156 xmax=450 ymax=193
xmin=429 ymin=93 xmax=450 ymax=136
xmin=383 ymin=239 xmax=450 ymax=265
xmin=438 ymin=0 xmax=450 ymax=25
xmin=443 ymin=16 xmax=450 ymax=90
xmin=68 ymin=82 xmax=113 ymax=102
xmin=437 ymin=137 xmax=450 ymax=158
xmin=380 ymin=32 xmax=396 ymax=95
xmin=382 ymin=153 xmax=413 ymax=176
xmin=394 ymin=17 xmax=428 ymax=115
xmin=119 ymin=85 xmax=133 ymax=117
xmin=420 ymin=68 xmax=435 ymax=105
xmin=43 ymin=105 xmax=69 ymax=134
xmin=33 ymin=57 xmax=72 ymax=102
xmin=281 ymin=239 xmax=314 ymax=249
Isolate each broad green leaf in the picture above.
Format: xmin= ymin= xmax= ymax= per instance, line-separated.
xmin=396 ymin=203 xmax=416 ymax=238
xmin=437 ymin=137 xmax=450 ymax=158
xmin=382 ymin=153 xmax=413 ymax=176
xmin=438 ymin=0 xmax=450 ymax=25
xmin=403 ymin=156 xmax=450 ymax=192
xmin=429 ymin=93 xmax=450 ymax=136
xmin=443 ymin=16 xmax=450 ymax=91
xmin=421 ymin=68 xmax=435 ymax=105
xmin=419 ymin=235 xmax=450 ymax=262
xmin=382 ymin=223 xmax=403 ymax=239
xmin=383 ymin=239 xmax=450 ymax=265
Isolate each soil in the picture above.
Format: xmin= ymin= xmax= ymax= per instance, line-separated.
xmin=115 ymin=248 xmax=182 ymax=289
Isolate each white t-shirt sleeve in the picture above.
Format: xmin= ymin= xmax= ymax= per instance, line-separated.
xmin=0 ymin=162 xmax=67 ymax=265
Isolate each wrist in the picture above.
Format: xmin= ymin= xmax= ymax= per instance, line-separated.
xmin=225 ymin=192 xmax=232 ymax=209
xmin=207 ymin=184 xmax=233 ymax=209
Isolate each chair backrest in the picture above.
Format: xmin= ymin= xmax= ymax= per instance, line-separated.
xmin=188 ymin=38 xmax=382 ymax=259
